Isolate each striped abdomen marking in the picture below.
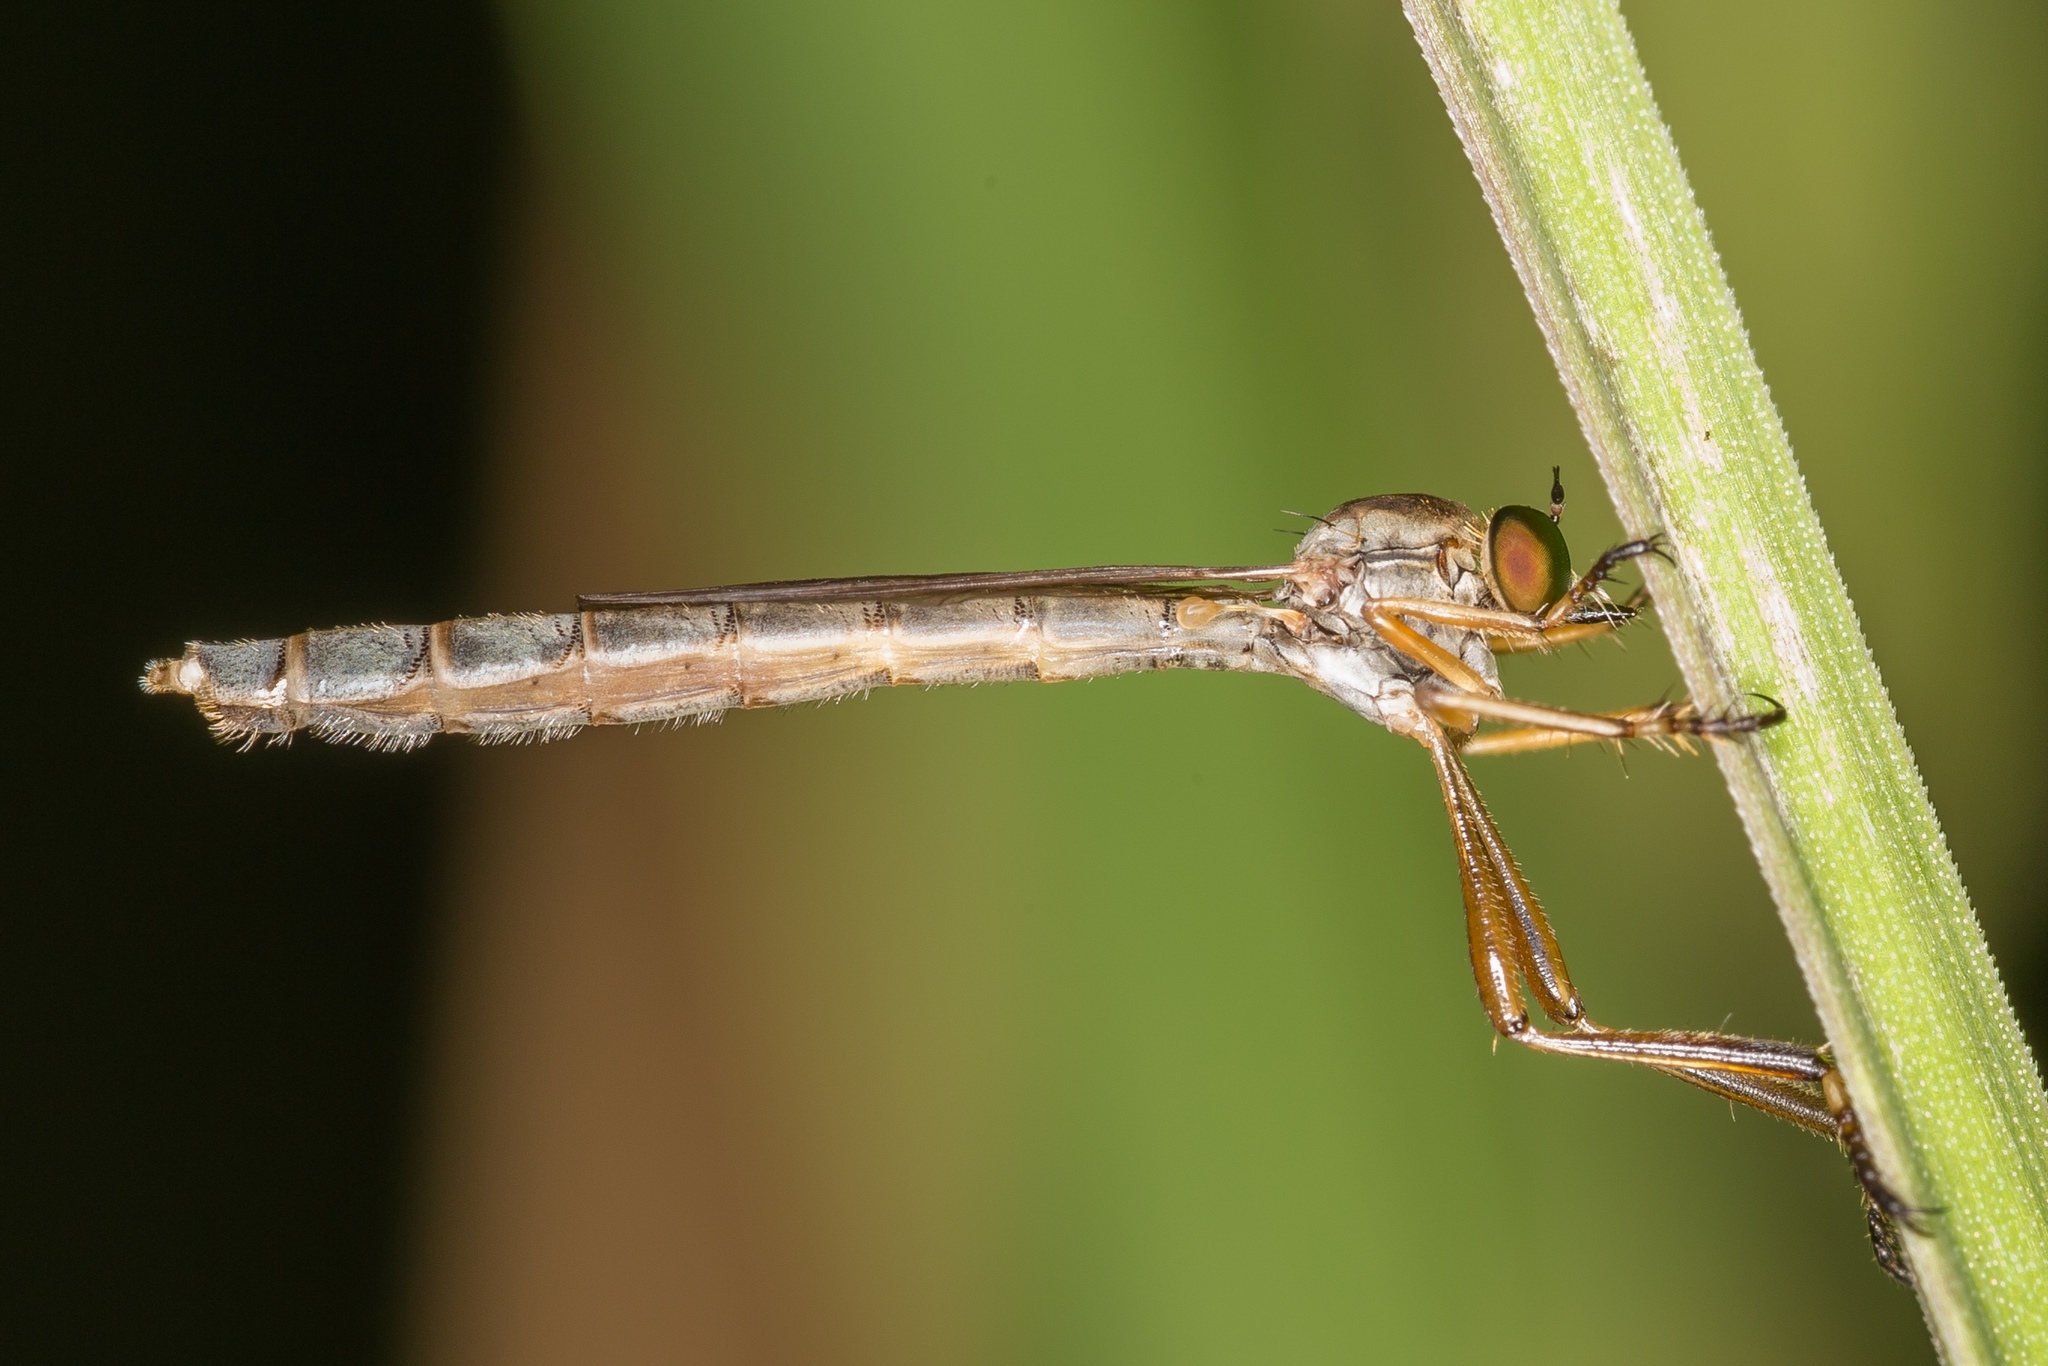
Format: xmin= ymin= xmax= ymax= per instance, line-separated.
xmin=142 ymin=593 xmax=1275 ymax=749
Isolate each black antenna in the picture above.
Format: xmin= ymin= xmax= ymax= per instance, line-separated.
xmin=1549 ymin=465 xmax=1566 ymax=523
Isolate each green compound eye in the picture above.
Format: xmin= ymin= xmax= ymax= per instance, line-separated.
xmin=1486 ymin=505 xmax=1573 ymax=613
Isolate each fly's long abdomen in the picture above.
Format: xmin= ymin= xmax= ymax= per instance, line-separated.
xmin=143 ymin=593 xmax=1276 ymax=749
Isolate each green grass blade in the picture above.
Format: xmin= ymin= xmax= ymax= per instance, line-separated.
xmin=1402 ymin=1 xmax=2048 ymax=1359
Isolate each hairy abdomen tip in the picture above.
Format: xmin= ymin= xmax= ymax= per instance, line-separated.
xmin=141 ymin=655 xmax=194 ymax=695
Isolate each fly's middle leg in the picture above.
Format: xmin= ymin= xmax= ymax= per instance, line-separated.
xmin=1414 ymin=680 xmax=1786 ymax=757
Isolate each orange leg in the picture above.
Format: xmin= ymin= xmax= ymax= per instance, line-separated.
xmin=1485 ymin=616 xmax=1632 ymax=653
xmin=1362 ymin=588 xmax=1641 ymax=654
xmin=1367 ymin=537 xmax=1658 ymax=654
xmin=1420 ymin=723 xmax=1925 ymax=1279
xmin=1415 ymin=682 xmax=1784 ymax=757
xmin=1350 ymin=549 xmax=1921 ymax=1277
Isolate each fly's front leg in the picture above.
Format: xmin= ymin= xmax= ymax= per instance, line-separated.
xmin=1415 ymin=681 xmax=1786 ymax=757
xmin=1362 ymin=593 xmax=1638 ymax=663
xmin=1489 ymin=587 xmax=1647 ymax=654
xmin=1420 ymin=725 xmax=1924 ymax=1276
xmin=1370 ymin=533 xmax=1661 ymax=657
xmin=1540 ymin=535 xmax=1668 ymax=628
xmin=1357 ymin=603 xmax=1497 ymax=695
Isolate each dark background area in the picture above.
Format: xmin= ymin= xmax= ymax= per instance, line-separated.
xmin=6 ymin=5 xmax=510 ymax=1361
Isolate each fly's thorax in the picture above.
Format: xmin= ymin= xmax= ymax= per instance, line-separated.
xmin=1350 ymin=546 xmax=1483 ymax=607
xmin=1288 ymin=494 xmax=1484 ymax=565
xmin=1281 ymin=494 xmax=1487 ymax=612
xmin=1270 ymin=493 xmax=1501 ymax=729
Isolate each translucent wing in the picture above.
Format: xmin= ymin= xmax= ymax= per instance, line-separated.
xmin=577 ymin=564 xmax=1294 ymax=608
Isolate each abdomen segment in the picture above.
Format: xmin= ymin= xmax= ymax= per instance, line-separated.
xmin=143 ymin=593 xmax=1274 ymax=749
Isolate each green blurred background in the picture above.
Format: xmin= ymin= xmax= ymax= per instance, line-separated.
xmin=412 ymin=2 xmax=2045 ymax=1362
xmin=10 ymin=2 xmax=2042 ymax=1363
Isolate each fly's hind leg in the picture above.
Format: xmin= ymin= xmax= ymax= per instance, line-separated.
xmin=1658 ymin=1063 xmax=1919 ymax=1282
xmin=1421 ymin=724 xmax=1924 ymax=1279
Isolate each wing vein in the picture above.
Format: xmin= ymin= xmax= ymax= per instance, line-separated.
xmin=579 ymin=565 xmax=1294 ymax=608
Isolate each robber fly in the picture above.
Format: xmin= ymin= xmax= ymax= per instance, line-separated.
xmin=144 ymin=473 xmax=1920 ymax=1277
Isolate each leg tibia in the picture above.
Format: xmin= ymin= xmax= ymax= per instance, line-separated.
xmin=1495 ymin=1015 xmax=1927 ymax=1268
xmin=1504 ymin=1020 xmax=1827 ymax=1083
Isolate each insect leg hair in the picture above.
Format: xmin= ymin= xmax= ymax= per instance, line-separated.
xmin=1538 ymin=536 xmax=1669 ymax=628
xmin=1484 ymin=616 xmax=1632 ymax=653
